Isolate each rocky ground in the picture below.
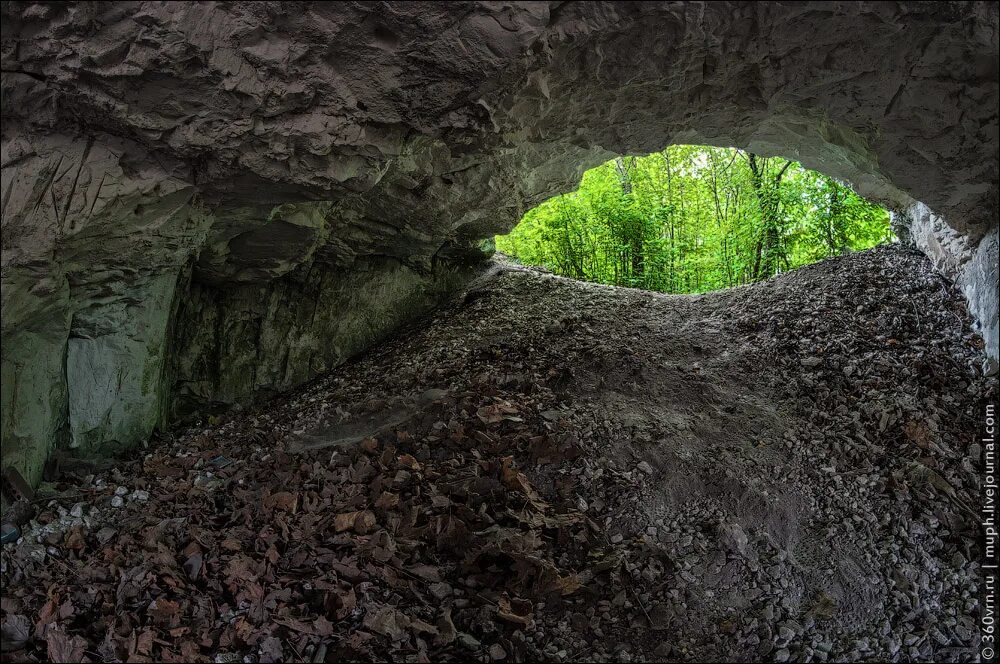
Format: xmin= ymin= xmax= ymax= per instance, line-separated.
xmin=1 ymin=244 xmax=994 ymax=663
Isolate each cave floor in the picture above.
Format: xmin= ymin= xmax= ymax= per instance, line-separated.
xmin=1 ymin=245 xmax=993 ymax=663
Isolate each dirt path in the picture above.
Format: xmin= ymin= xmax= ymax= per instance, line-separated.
xmin=1 ymin=245 xmax=992 ymax=663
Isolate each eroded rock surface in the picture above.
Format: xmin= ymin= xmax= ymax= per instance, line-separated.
xmin=2 ymin=2 xmax=998 ymax=482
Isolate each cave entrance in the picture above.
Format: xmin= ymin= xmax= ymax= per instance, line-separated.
xmin=496 ymin=145 xmax=894 ymax=294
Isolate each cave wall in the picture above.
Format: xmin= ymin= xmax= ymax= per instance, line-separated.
xmin=2 ymin=1 xmax=997 ymax=485
xmin=168 ymin=256 xmax=472 ymax=424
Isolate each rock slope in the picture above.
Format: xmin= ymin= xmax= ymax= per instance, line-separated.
xmin=1 ymin=245 xmax=993 ymax=662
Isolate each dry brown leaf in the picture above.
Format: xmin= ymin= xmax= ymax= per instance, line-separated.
xmin=375 ymin=491 xmax=400 ymax=509
xmin=333 ymin=586 xmax=357 ymax=620
xmin=45 ymin=626 xmax=86 ymax=663
xmin=496 ymin=594 xmax=535 ymax=628
xmin=334 ymin=510 xmax=377 ymax=534
xmin=273 ymin=616 xmax=314 ymax=634
xmin=0 ymin=614 xmax=31 ymax=652
xmin=434 ymin=608 xmax=457 ymax=646
xmin=499 ymin=457 xmax=548 ymax=510
xmin=370 ymin=530 xmax=396 ymax=563
xmin=35 ymin=598 xmax=58 ymax=638
xmin=353 ymin=510 xmax=377 ymax=534
xmin=363 ymin=606 xmax=409 ymax=641
xmin=183 ymin=553 xmax=203 ymax=580
xmin=903 ymin=419 xmax=933 ymax=449
xmin=313 ymin=615 xmax=336 ymax=637
xmin=409 ymin=617 xmax=439 ymax=636
xmin=477 ymin=405 xmax=505 ymax=424
xmin=63 ymin=526 xmax=86 ymax=551
xmin=259 ymin=636 xmax=284 ymax=663
xmin=220 ymin=538 xmax=242 ymax=552
xmin=335 ymin=511 xmax=360 ymax=532
xmin=134 ymin=629 xmax=155 ymax=656
xmin=397 ymin=454 xmax=421 ymax=471
xmin=265 ymin=491 xmax=298 ymax=513
xmin=408 ymin=564 xmax=441 ymax=582
xmin=149 ymin=598 xmax=182 ymax=628
xmin=553 ymin=573 xmax=583 ymax=595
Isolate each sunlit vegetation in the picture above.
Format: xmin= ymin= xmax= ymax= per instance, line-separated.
xmin=496 ymin=145 xmax=893 ymax=293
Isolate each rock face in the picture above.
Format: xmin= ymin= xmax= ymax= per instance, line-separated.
xmin=2 ymin=1 xmax=998 ymax=485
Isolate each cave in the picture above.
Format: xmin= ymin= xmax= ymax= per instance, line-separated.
xmin=1 ymin=2 xmax=997 ymax=662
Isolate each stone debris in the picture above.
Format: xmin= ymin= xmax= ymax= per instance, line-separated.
xmin=0 ymin=246 xmax=993 ymax=663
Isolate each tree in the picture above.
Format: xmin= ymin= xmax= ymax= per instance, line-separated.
xmin=496 ymin=145 xmax=892 ymax=295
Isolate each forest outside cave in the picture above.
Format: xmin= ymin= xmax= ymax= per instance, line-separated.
xmin=496 ymin=145 xmax=894 ymax=294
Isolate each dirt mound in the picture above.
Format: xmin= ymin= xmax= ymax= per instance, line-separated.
xmin=1 ymin=245 xmax=992 ymax=663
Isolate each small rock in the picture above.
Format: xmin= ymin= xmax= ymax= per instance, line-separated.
xmin=96 ymin=527 xmax=117 ymax=544
xmin=637 ymin=461 xmax=654 ymax=475
xmin=718 ymin=522 xmax=749 ymax=556
xmin=110 ymin=496 xmax=124 ymax=508
xmin=429 ymin=582 xmax=452 ymax=600
xmin=457 ymin=633 xmax=481 ymax=651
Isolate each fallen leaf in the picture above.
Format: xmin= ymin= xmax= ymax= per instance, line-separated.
xmin=354 ymin=510 xmax=377 ymax=534
xmin=184 ymin=553 xmax=203 ymax=580
xmin=332 ymin=586 xmax=357 ymax=620
xmin=499 ymin=456 xmax=548 ymax=510
xmin=375 ymin=491 xmax=400 ymax=509
xmin=35 ymin=598 xmax=58 ymax=637
xmin=434 ymin=608 xmax=457 ymax=646
xmin=63 ymin=526 xmax=86 ymax=551
xmin=134 ymin=629 xmax=154 ymax=656
xmin=363 ymin=606 xmax=409 ymax=641
xmin=221 ymin=538 xmax=242 ymax=552
xmin=265 ymin=491 xmax=298 ymax=513
xmin=334 ymin=510 xmax=364 ymax=533
xmin=149 ymin=598 xmax=182 ymax=628
xmin=313 ymin=615 xmax=336 ymax=636
xmin=496 ymin=594 xmax=534 ymax=628
xmin=259 ymin=636 xmax=284 ymax=663
xmin=397 ymin=454 xmax=421 ymax=471
xmin=45 ymin=626 xmax=86 ymax=663
xmin=410 ymin=618 xmax=438 ymax=636
xmin=408 ymin=564 xmax=440 ymax=582
xmin=0 ymin=614 xmax=31 ymax=652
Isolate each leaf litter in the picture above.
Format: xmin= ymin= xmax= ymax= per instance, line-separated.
xmin=0 ymin=246 xmax=993 ymax=662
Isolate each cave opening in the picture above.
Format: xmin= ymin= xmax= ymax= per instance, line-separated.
xmin=496 ymin=145 xmax=894 ymax=294
xmin=1 ymin=2 xmax=997 ymax=662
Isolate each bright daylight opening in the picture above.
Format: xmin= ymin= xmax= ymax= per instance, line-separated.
xmin=496 ymin=145 xmax=894 ymax=293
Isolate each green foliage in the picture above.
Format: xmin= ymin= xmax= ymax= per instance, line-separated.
xmin=496 ymin=146 xmax=893 ymax=294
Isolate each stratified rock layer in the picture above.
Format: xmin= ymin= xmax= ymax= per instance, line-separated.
xmin=2 ymin=1 xmax=998 ymax=484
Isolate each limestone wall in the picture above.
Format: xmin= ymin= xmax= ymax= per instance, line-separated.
xmin=2 ymin=1 xmax=997 ymax=485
